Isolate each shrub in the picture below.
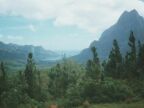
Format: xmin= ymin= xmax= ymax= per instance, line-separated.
xmin=81 ymin=78 xmax=133 ymax=103
xmin=1 ymin=88 xmax=30 ymax=108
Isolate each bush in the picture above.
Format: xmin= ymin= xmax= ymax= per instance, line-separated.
xmin=65 ymin=84 xmax=83 ymax=106
xmin=1 ymin=88 xmax=30 ymax=108
xmin=81 ymin=78 xmax=133 ymax=103
xmin=100 ymin=78 xmax=133 ymax=102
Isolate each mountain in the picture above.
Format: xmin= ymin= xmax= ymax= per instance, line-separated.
xmin=73 ymin=9 xmax=144 ymax=63
xmin=0 ymin=41 xmax=59 ymax=61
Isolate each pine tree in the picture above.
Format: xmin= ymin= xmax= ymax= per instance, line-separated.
xmin=128 ymin=31 xmax=136 ymax=63
xmin=105 ymin=39 xmax=122 ymax=79
xmin=0 ymin=62 xmax=7 ymax=105
xmin=124 ymin=31 xmax=137 ymax=79
xmin=137 ymin=41 xmax=144 ymax=79
xmin=86 ymin=47 xmax=101 ymax=81
xmin=91 ymin=47 xmax=99 ymax=64
xmin=24 ymin=53 xmax=37 ymax=98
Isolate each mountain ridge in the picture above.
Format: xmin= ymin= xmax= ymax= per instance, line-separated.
xmin=0 ymin=41 xmax=59 ymax=61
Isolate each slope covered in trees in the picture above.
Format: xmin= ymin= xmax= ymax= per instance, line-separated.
xmin=0 ymin=31 xmax=144 ymax=108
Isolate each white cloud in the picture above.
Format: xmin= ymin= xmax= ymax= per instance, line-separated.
xmin=7 ymin=35 xmax=24 ymax=41
xmin=28 ymin=24 xmax=37 ymax=32
xmin=2 ymin=24 xmax=37 ymax=32
xmin=0 ymin=0 xmax=143 ymax=38
xmin=0 ymin=35 xmax=24 ymax=45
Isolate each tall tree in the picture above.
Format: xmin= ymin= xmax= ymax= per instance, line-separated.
xmin=124 ymin=31 xmax=137 ymax=79
xmin=91 ymin=47 xmax=99 ymax=64
xmin=105 ymin=39 xmax=122 ymax=79
xmin=137 ymin=41 xmax=144 ymax=79
xmin=86 ymin=47 xmax=101 ymax=81
xmin=24 ymin=53 xmax=37 ymax=98
xmin=128 ymin=31 xmax=136 ymax=63
xmin=0 ymin=62 xmax=7 ymax=105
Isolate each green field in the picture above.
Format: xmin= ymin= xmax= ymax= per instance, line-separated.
xmin=79 ymin=101 xmax=144 ymax=108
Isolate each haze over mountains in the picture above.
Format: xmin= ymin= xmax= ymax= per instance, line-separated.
xmin=73 ymin=9 xmax=144 ymax=62
xmin=0 ymin=41 xmax=59 ymax=61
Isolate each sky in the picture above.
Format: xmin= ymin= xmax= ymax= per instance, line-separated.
xmin=0 ymin=0 xmax=144 ymax=50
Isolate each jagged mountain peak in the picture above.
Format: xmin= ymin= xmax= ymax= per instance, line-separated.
xmin=100 ymin=9 xmax=144 ymax=41
xmin=124 ymin=9 xmax=138 ymax=15
xmin=120 ymin=9 xmax=139 ymax=18
xmin=73 ymin=9 xmax=144 ymax=62
xmin=129 ymin=9 xmax=139 ymax=14
xmin=118 ymin=9 xmax=142 ymax=24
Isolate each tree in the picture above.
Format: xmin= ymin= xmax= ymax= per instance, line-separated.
xmin=0 ymin=62 xmax=8 ymax=106
xmin=137 ymin=41 xmax=144 ymax=79
xmin=0 ymin=62 xmax=6 ymax=81
xmin=48 ymin=63 xmax=63 ymax=98
xmin=24 ymin=53 xmax=37 ymax=98
xmin=91 ymin=47 xmax=99 ymax=64
xmin=124 ymin=31 xmax=137 ymax=79
xmin=86 ymin=47 xmax=101 ymax=81
xmin=105 ymin=39 xmax=123 ymax=79
xmin=128 ymin=31 xmax=136 ymax=63
xmin=48 ymin=59 xmax=84 ymax=101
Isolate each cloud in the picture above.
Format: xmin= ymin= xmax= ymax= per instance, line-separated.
xmin=0 ymin=35 xmax=25 ymax=45
xmin=0 ymin=0 xmax=143 ymax=37
xmin=7 ymin=35 xmax=24 ymax=41
xmin=28 ymin=24 xmax=37 ymax=32
xmin=2 ymin=24 xmax=37 ymax=32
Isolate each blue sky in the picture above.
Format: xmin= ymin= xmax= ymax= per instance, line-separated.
xmin=0 ymin=0 xmax=144 ymax=50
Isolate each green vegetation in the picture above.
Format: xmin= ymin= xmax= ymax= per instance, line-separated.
xmin=79 ymin=100 xmax=144 ymax=108
xmin=0 ymin=31 xmax=144 ymax=108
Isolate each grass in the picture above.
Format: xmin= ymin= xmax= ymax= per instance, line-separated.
xmin=80 ymin=101 xmax=144 ymax=108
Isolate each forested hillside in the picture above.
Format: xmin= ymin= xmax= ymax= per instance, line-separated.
xmin=0 ymin=31 xmax=144 ymax=108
